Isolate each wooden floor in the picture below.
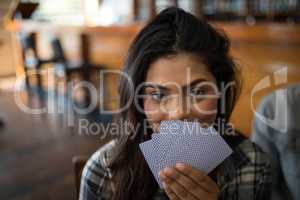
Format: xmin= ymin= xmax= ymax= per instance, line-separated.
xmin=0 ymin=90 xmax=112 ymax=200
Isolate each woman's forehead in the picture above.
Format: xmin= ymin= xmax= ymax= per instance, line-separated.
xmin=145 ymin=53 xmax=216 ymax=86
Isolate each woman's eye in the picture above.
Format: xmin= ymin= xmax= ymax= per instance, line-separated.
xmin=149 ymin=92 xmax=165 ymax=101
xmin=190 ymin=88 xmax=207 ymax=97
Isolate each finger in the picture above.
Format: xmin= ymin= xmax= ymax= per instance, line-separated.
xmin=162 ymin=167 xmax=209 ymax=198
xmin=160 ymin=171 xmax=198 ymax=200
xmin=163 ymin=182 xmax=181 ymax=200
xmin=164 ymin=179 xmax=198 ymax=200
xmin=175 ymin=163 xmax=219 ymax=193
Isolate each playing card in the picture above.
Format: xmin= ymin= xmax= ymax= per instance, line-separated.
xmin=140 ymin=120 xmax=233 ymax=189
xmin=159 ymin=123 xmax=233 ymax=185
xmin=152 ymin=120 xmax=207 ymax=170
xmin=139 ymin=140 xmax=160 ymax=184
xmin=151 ymin=120 xmax=184 ymax=166
xmin=148 ymin=121 xmax=183 ymax=187
xmin=156 ymin=121 xmax=232 ymax=188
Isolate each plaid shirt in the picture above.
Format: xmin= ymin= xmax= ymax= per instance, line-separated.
xmin=79 ymin=135 xmax=271 ymax=200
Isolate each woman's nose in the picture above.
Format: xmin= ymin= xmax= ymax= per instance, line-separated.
xmin=166 ymin=96 xmax=191 ymax=121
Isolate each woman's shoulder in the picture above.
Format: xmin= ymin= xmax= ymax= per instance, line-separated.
xmin=79 ymin=140 xmax=117 ymax=200
xmin=228 ymin=136 xmax=272 ymax=186
xmin=220 ymin=133 xmax=272 ymax=183
xmin=237 ymin=137 xmax=271 ymax=167
xmin=224 ymin=132 xmax=270 ymax=167
xmin=87 ymin=139 xmax=117 ymax=168
xmin=217 ymin=137 xmax=272 ymax=199
xmin=216 ymin=134 xmax=272 ymax=197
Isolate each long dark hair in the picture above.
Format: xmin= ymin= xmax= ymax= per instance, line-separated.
xmin=108 ymin=7 xmax=241 ymax=200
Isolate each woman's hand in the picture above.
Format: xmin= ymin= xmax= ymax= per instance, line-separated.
xmin=158 ymin=163 xmax=219 ymax=200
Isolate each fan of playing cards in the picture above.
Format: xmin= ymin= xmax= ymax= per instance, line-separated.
xmin=139 ymin=120 xmax=233 ymax=188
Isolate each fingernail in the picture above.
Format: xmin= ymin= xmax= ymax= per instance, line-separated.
xmin=162 ymin=182 xmax=167 ymax=189
xmin=158 ymin=170 xmax=164 ymax=178
xmin=175 ymin=163 xmax=185 ymax=170
xmin=163 ymin=167 xmax=173 ymax=175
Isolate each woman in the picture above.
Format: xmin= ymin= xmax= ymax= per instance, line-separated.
xmin=80 ymin=7 xmax=271 ymax=200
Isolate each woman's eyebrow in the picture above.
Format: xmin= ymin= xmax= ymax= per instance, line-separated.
xmin=143 ymin=78 xmax=209 ymax=91
xmin=182 ymin=78 xmax=208 ymax=90
xmin=143 ymin=83 xmax=169 ymax=91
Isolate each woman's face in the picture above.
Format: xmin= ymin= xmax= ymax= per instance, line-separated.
xmin=143 ymin=53 xmax=219 ymax=133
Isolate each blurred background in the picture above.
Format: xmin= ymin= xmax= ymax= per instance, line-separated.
xmin=0 ymin=0 xmax=299 ymax=199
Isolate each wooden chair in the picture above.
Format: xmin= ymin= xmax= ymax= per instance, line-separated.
xmin=72 ymin=156 xmax=89 ymax=199
xmin=50 ymin=37 xmax=87 ymax=83
xmin=50 ymin=35 xmax=107 ymax=105
xmin=20 ymin=32 xmax=54 ymax=90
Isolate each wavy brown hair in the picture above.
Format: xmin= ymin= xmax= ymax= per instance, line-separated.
xmin=108 ymin=7 xmax=241 ymax=200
